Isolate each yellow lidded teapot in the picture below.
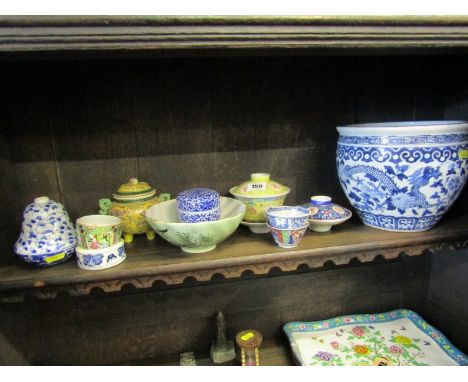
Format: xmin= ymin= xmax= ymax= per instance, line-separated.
xmin=99 ymin=178 xmax=170 ymax=243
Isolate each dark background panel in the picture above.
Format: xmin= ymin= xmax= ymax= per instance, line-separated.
xmin=425 ymin=249 xmax=468 ymax=353
xmin=3 ymin=62 xmax=61 ymax=231
xmin=2 ymin=55 xmax=456 ymax=250
xmin=49 ymin=61 xmax=138 ymax=219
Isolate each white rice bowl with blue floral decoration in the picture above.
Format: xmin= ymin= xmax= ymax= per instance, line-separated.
xmin=337 ymin=121 xmax=468 ymax=232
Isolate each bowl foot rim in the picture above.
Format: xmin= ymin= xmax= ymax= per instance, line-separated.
xmin=308 ymin=225 xmax=332 ymax=232
xmin=249 ymin=227 xmax=270 ymax=234
xmin=275 ymin=243 xmax=301 ymax=249
xmin=181 ymin=244 xmax=217 ymax=253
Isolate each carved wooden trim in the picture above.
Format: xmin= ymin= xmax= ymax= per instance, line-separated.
xmin=1 ymin=16 xmax=468 ymax=53
xmin=1 ymin=237 xmax=465 ymax=302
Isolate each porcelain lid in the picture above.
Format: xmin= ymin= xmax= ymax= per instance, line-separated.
xmin=113 ymin=178 xmax=156 ymax=201
xmin=306 ymin=196 xmax=352 ymax=221
xmin=229 ymin=173 xmax=290 ymax=198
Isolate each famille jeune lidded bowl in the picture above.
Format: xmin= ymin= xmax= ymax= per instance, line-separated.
xmin=337 ymin=121 xmax=468 ymax=232
xmin=99 ymin=178 xmax=170 ymax=243
xmin=14 ymin=196 xmax=78 ymax=267
xmin=229 ymin=173 xmax=290 ymax=224
xmin=146 ymin=197 xmax=245 ymax=253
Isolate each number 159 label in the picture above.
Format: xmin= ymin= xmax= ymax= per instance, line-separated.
xmin=247 ymin=182 xmax=267 ymax=192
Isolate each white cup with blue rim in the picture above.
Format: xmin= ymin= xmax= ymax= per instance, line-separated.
xmin=265 ymin=206 xmax=310 ymax=230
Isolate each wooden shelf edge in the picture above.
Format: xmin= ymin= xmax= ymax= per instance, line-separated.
xmin=2 ymin=16 xmax=468 ymax=27
xmin=0 ymin=221 xmax=467 ymax=303
xmin=2 ymin=17 xmax=468 ymax=53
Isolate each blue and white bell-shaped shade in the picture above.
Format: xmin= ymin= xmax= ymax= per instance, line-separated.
xmin=306 ymin=196 xmax=352 ymax=232
xmin=14 ymin=196 xmax=78 ymax=267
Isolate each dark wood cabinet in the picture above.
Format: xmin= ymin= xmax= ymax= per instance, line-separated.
xmin=1 ymin=16 xmax=468 ymax=365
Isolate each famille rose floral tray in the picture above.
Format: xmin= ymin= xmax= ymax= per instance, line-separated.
xmin=283 ymin=309 xmax=468 ymax=366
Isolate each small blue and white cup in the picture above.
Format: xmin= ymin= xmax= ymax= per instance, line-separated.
xmin=176 ymin=188 xmax=221 ymax=223
xmin=265 ymin=206 xmax=310 ymax=229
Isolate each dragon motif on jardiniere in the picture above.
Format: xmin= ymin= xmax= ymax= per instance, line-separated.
xmin=341 ymin=165 xmax=440 ymax=213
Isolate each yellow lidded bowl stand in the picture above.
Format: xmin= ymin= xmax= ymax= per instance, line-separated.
xmin=99 ymin=178 xmax=170 ymax=243
xmin=229 ymin=173 xmax=290 ymax=223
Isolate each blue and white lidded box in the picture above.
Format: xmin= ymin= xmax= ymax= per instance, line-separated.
xmin=176 ymin=188 xmax=221 ymax=223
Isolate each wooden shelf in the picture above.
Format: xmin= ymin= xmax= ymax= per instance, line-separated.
xmin=1 ymin=213 xmax=467 ymax=303
xmin=1 ymin=16 xmax=468 ymax=55
xmin=120 ymin=338 xmax=294 ymax=366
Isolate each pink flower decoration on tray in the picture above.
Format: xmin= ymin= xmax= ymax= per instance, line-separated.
xmin=352 ymin=326 xmax=365 ymax=337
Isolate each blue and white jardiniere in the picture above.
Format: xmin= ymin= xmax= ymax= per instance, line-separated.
xmin=14 ymin=196 xmax=78 ymax=267
xmin=76 ymin=239 xmax=126 ymax=271
xmin=265 ymin=206 xmax=310 ymax=230
xmin=337 ymin=121 xmax=468 ymax=232
xmin=305 ymin=196 xmax=352 ymax=232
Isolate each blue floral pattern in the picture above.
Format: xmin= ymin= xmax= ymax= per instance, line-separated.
xmin=304 ymin=201 xmax=351 ymax=221
xmin=176 ymin=188 xmax=220 ymax=212
xmin=178 ymin=208 xmax=221 ymax=223
xmin=82 ymin=254 xmax=104 ymax=267
xmin=76 ymin=242 xmax=126 ymax=270
xmin=14 ymin=198 xmax=78 ymax=266
xmin=337 ymin=134 xmax=468 ymax=231
xmin=265 ymin=206 xmax=310 ymax=229
xmin=16 ymin=246 xmax=75 ymax=267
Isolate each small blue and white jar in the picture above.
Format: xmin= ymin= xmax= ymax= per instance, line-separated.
xmin=14 ymin=196 xmax=78 ymax=267
xmin=305 ymin=196 xmax=352 ymax=232
xmin=265 ymin=206 xmax=310 ymax=229
xmin=337 ymin=121 xmax=468 ymax=232
xmin=176 ymin=188 xmax=221 ymax=223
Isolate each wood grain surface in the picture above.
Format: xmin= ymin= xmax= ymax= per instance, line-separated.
xmin=1 ymin=16 xmax=468 ymax=56
xmin=0 ymin=214 xmax=466 ymax=297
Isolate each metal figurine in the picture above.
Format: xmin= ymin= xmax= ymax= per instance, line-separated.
xmin=235 ymin=329 xmax=263 ymax=366
xmin=210 ymin=311 xmax=236 ymax=364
